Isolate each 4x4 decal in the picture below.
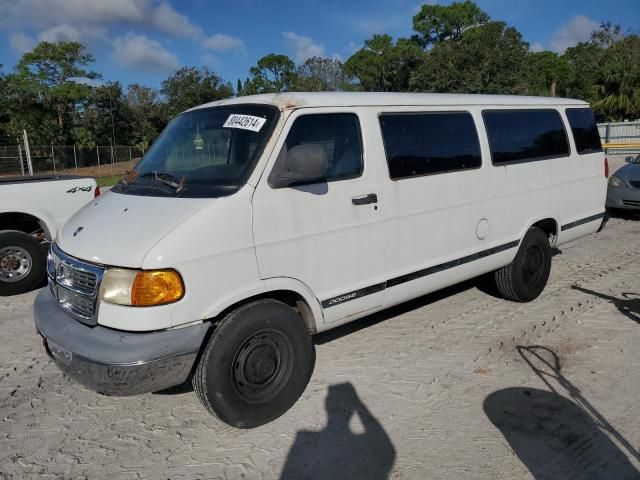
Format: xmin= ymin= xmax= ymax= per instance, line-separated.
xmin=66 ymin=186 xmax=93 ymax=194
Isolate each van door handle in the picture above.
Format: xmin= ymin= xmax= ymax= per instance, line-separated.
xmin=352 ymin=193 xmax=378 ymax=205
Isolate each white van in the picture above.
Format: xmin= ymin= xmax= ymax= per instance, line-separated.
xmin=35 ymin=93 xmax=607 ymax=427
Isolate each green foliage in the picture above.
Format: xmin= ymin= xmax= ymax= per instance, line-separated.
xmin=527 ymin=51 xmax=571 ymax=97
xmin=294 ymin=57 xmax=352 ymax=91
xmin=78 ymin=82 xmax=135 ymax=147
xmin=16 ymin=41 xmax=100 ymax=142
xmin=344 ymin=35 xmax=423 ymax=91
xmin=161 ymin=66 xmax=233 ymax=118
xmin=411 ymin=22 xmax=529 ymax=94
xmin=563 ymin=42 xmax=603 ymax=101
xmin=245 ymin=54 xmax=298 ymax=93
xmin=126 ymin=84 xmax=166 ymax=149
xmin=413 ymin=0 xmax=490 ymax=46
xmin=591 ymin=35 xmax=640 ymax=121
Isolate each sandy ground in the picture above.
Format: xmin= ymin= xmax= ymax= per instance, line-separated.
xmin=1 ymin=215 xmax=640 ymax=480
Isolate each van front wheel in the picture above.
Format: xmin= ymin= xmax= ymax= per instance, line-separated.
xmin=494 ymin=227 xmax=551 ymax=302
xmin=193 ymin=299 xmax=314 ymax=428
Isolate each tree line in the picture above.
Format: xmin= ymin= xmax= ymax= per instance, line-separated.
xmin=0 ymin=1 xmax=638 ymax=147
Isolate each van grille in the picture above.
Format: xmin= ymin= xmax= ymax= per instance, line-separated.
xmin=629 ymin=180 xmax=640 ymax=188
xmin=47 ymin=244 xmax=104 ymax=325
xmin=57 ymin=261 xmax=98 ymax=295
xmin=622 ymin=199 xmax=640 ymax=207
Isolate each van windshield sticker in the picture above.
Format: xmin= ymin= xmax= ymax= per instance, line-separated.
xmin=223 ymin=114 xmax=267 ymax=132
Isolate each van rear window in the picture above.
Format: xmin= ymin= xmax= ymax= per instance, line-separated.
xmin=379 ymin=112 xmax=481 ymax=179
xmin=566 ymin=108 xmax=603 ymax=154
xmin=483 ymin=109 xmax=569 ymax=164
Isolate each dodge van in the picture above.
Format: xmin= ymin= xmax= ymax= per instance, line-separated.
xmin=34 ymin=93 xmax=607 ymax=428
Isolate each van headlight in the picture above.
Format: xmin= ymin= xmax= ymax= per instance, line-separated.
xmin=99 ymin=268 xmax=185 ymax=306
xmin=608 ymin=175 xmax=627 ymax=187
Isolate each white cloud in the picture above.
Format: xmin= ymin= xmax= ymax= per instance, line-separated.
xmin=549 ymin=15 xmax=599 ymax=53
xmin=282 ymin=32 xmax=325 ymax=62
xmin=0 ymin=0 xmax=149 ymax=29
xmin=35 ymin=24 xmax=109 ymax=46
xmin=530 ymin=41 xmax=545 ymax=53
xmin=0 ymin=0 xmax=214 ymax=43
xmin=38 ymin=24 xmax=82 ymax=42
xmin=151 ymin=2 xmax=202 ymax=40
xmin=203 ymin=33 xmax=244 ymax=52
xmin=201 ymin=53 xmax=220 ymax=66
xmin=1 ymin=0 xmax=243 ymax=65
xmin=111 ymin=33 xmax=178 ymax=73
xmin=9 ymin=32 xmax=36 ymax=54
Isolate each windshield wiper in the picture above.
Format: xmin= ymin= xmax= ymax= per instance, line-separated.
xmin=138 ymin=171 xmax=186 ymax=192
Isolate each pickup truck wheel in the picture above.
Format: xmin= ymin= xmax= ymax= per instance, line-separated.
xmin=193 ymin=299 xmax=314 ymax=428
xmin=494 ymin=227 xmax=551 ymax=302
xmin=0 ymin=230 xmax=46 ymax=296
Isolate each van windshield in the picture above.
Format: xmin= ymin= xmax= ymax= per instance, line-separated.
xmin=112 ymin=104 xmax=279 ymax=198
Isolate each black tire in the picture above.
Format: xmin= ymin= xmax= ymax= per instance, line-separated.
xmin=0 ymin=230 xmax=46 ymax=296
xmin=193 ymin=299 xmax=315 ymax=428
xmin=494 ymin=227 xmax=552 ymax=302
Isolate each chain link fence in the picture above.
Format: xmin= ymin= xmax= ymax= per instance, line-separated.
xmin=0 ymin=145 xmax=145 ymax=182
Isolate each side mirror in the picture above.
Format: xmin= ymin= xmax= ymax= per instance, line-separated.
xmin=269 ymin=144 xmax=328 ymax=188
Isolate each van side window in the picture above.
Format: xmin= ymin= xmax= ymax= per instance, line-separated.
xmin=566 ymin=108 xmax=603 ymax=154
xmin=281 ymin=113 xmax=363 ymax=182
xmin=379 ymin=112 xmax=481 ymax=179
xmin=483 ymin=109 xmax=569 ymax=164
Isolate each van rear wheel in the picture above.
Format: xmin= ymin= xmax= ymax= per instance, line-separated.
xmin=193 ymin=299 xmax=315 ymax=428
xmin=494 ymin=227 xmax=551 ymax=302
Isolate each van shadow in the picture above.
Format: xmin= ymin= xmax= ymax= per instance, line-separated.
xmin=484 ymin=346 xmax=639 ymax=479
xmin=280 ymin=382 xmax=395 ymax=480
xmin=572 ymin=286 xmax=639 ymax=324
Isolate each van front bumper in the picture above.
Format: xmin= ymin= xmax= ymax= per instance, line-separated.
xmin=34 ymin=289 xmax=209 ymax=396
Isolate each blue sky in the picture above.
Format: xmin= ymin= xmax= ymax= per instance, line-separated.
xmin=1 ymin=0 xmax=638 ymax=89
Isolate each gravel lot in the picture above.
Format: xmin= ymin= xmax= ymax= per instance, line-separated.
xmin=1 ymin=214 xmax=639 ymax=480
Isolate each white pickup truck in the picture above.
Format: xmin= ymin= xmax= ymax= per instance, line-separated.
xmin=0 ymin=175 xmax=98 ymax=295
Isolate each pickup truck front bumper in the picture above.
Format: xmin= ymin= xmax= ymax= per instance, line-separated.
xmin=34 ymin=289 xmax=209 ymax=396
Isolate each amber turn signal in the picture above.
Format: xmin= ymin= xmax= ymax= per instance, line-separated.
xmin=131 ymin=270 xmax=184 ymax=306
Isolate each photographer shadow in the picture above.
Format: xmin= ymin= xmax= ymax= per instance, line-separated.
xmin=484 ymin=346 xmax=639 ymax=479
xmin=280 ymin=383 xmax=395 ymax=480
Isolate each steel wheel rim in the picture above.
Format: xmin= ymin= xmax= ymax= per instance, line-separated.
xmin=0 ymin=246 xmax=32 ymax=283
xmin=232 ymin=329 xmax=293 ymax=403
xmin=522 ymin=245 xmax=544 ymax=287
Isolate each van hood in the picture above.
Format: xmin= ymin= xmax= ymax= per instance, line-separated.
xmin=57 ymin=191 xmax=212 ymax=268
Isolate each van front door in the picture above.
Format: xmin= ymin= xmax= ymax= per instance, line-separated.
xmin=252 ymin=110 xmax=386 ymax=327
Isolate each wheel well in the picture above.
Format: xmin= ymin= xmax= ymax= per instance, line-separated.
xmin=210 ymin=290 xmax=317 ymax=334
xmin=532 ymin=218 xmax=558 ymax=244
xmin=0 ymin=212 xmax=46 ymax=237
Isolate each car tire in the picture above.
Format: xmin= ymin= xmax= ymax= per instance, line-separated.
xmin=494 ymin=227 xmax=552 ymax=303
xmin=0 ymin=230 xmax=46 ymax=296
xmin=193 ymin=299 xmax=315 ymax=428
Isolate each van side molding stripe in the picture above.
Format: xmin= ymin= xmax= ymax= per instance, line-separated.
xmin=560 ymin=212 xmax=606 ymax=231
xmin=320 ymin=282 xmax=386 ymax=308
xmin=321 ymin=240 xmax=520 ymax=309
xmin=386 ymin=240 xmax=520 ymax=288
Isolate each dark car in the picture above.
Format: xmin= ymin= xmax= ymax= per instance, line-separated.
xmin=606 ymin=155 xmax=640 ymax=211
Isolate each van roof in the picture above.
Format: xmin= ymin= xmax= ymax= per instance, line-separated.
xmin=191 ymin=92 xmax=588 ymax=112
